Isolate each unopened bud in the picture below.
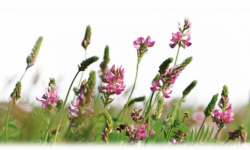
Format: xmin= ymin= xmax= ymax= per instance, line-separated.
xmin=81 ymin=25 xmax=91 ymax=50
xmin=78 ymin=56 xmax=99 ymax=71
xmin=158 ymin=57 xmax=173 ymax=75
xmin=182 ymin=80 xmax=197 ymax=97
xmin=204 ymin=93 xmax=218 ymax=117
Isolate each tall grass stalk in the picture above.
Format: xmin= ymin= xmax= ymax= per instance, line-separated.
xmin=115 ymin=59 xmax=140 ymax=143
xmin=53 ymin=71 xmax=80 ymax=143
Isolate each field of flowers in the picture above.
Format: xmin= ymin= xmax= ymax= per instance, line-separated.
xmin=0 ymin=17 xmax=250 ymax=146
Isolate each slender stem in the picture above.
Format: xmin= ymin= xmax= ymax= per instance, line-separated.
xmin=86 ymin=116 xmax=101 ymax=142
xmin=174 ymin=45 xmax=181 ymax=66
xmin=114 ymin=59 xmax=140 ymax=148
xmin=166 ymin=127 xmax=173 ymax=143
xmin=223 ymin=139 xmax=230 ymax=146
xmin=145 ymin=92 xmax=156 ymax=142
xmin=142 ymin=92 xmax=152 ymax=116
xmin=53 ymin=71 xmax=80 ymax=144
xmin=195 ymin=117 xmax=207 ymax=143
xmin=4 ymin=102 xmax=12 ymax=142
xmin=214 ymin=127 xmax=222 ymax=144
xmin=20 ymin=69 xmax=27 ymax=81
xmin=72 ymin=50 xmax=87 ymax=103
xmin=182 ymin=116 xmax=186 ymax=123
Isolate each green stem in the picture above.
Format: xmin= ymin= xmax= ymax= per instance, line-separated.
xmin=4 ymin=102 xmax=12 ymax=142
xmin=86 ymin=115 xmax=101 ymax=142
xmin=182 ymin=116 xmax=186 ymax=123
xmin=94 ymin=81 xmax=101 ymax=108
xmin=195 ymin=117 xmax=207 ymax=143
xmin=166 ymin=127 xmax=173 ymax=143
xmin=20 ymin=69 xmax=27 ymax=81
xmin=213 ymin=127 xmax=222 ymax=144
xmin=223 ymin=139 xmax=230 ymax=146
xmin=156 ymin=124 xmax=165 ymax=144
xmin=53 ymin=71 xmax=80 ymax=144
xmin=114 ymin=59 xmax=140 ymax=148
xmin=44 ymin=113 xmax=57 ymax=144
xmin=145 ymin=92 xmax=156 ymax=142
xmin=72 ymin=50 xmax=87 ymax=103
xmin=174 ymin=45 xmax=181 ymax=66
xmin=142 ymin=92 xmax=152 ymax=116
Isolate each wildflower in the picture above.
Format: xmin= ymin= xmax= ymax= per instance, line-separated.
xmin=171 ymin=138 xmax=178 ymax=144
xmin=228 ymin=124 xmax=247 ymax=143
xmin=170 ymin=18 xmax=192 ymax=49
xmin=9 ymin=81 xmax=22 ymax=104
xmin=68 ymin=101 xmax=79 ymax=117
xmin=150 ymin=129 xmax=155 ymax=136
xmin=26 ymin=37 xmax=43 ymax=69
xmin=134 ymin=36 xmax=155 ymax=60
xmin=36 ymin=78 xmax=60 ymax=111
xmin=126 ymin=123 xmax=148 ymax=141
xmin=131 ymin=108 xmax=144 ymax=123
xmin=211 ymin=85 xmax=234 ymax=128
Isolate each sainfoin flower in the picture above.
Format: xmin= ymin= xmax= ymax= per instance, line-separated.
xmin=134 ymin=36 xmax=155 ymax=59
xmin=126 ymin=123 xmax=148 ymax=141
xmin=36 ymin=85 xmax=60 ymax=109
xmin=131 ymin=108 xmax=144 ymax=122
xmin=169 ymin=18 xmax=192 ymax=49
xmin=101 ymin=65 xmax=126 ymax=95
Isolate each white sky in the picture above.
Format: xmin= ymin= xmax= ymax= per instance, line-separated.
xmin=1 ymin=0 xmax=250 ymax=108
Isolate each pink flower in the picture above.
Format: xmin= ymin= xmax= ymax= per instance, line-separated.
xmin=150 ymin=129 xmax=155 ymax=136
xmin=68 ymin=101 xmax=79 ymax=117
xmin=211 ymin=108 xmax=234 ymax=127
xmin=101 ymin=65 xmax=126 ymax=95
xmin=163 ymin=86 xmax=172 ymax=98
xmin=169 ymin=18 xmax=192 ymax=49
xmin=133 ymin=36 xmax=155 ymax=50
xmin=127 ymin=123 xmax=148 ymax=141
xmin=36 ymin=86 xmax=60 ymax=109
xmin=150 ymin=81 xmax=161 ymax=92
xmin=171 ymin=138 xmax=178 ymax=144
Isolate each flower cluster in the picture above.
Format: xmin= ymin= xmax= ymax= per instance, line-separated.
xmin=99 ymin=65 xmax=126 ymax=105
xmin=171 ymin=130 xmax=188 ymax=144
xmin=228 ymin=124 xmax=247 ymax=143
xmin=36 ymin=78 xmax=61 ymax=111
xmin=169 ymin=18 xmax=192 ymax=49
xmin=133 ymin=36 xmax=155 ymax=60
xmin=126 ymin=108 xmax=155 ymax=143
xmin=211 ymin=86 xmax=234 ymax=128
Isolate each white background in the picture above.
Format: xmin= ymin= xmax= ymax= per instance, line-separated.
xmin=1 ymin=0 xmax=250 ymax=109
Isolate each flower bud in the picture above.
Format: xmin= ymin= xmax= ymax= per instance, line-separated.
xmin=182 ymin=80 xmax=197 ymax=97
xmin=184 ymin=111 xmax=190 ymax=118
xmin=204 ymin=93 xmax=218 ymax=117
xmin=26 ymin=37 xmax=43 ymax=69
xmin=81 ymin=25 xmax=91 ymax=50
xmin=99 ymin=45 xmax=110 ymax=77
xmin=78 ymin=56 xmax=99 ymax=71
xmin=158 ymin=57 xmax=173 ymax=75
xmin=9 ymin=81 xmax=22 ymax=104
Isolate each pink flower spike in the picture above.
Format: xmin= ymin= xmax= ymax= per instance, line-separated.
xmin=150 ymin=129 xmax=155 ymax=136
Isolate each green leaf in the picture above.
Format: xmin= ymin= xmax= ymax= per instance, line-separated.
xmin=189 ymin=129 xmax=194 ymax=143
xmin=202 ymin=125 xmax=209 ymax=142
xmin=8 ymin=124 xmax=18 ymax=129
xmin=194 ymin=126 xmax=197 ymax=143
xmin=207 ymin=125 xmax=214 ymax=142
xmin=8 ymin=130 xmax=21 ymax=138
xmin=175 ymin=122 xmax=190 ymax=133
xmin=198 ymin=125 xmax=205 ymax=143
xmin=164 ymin=130 xmax=167 ymax=140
